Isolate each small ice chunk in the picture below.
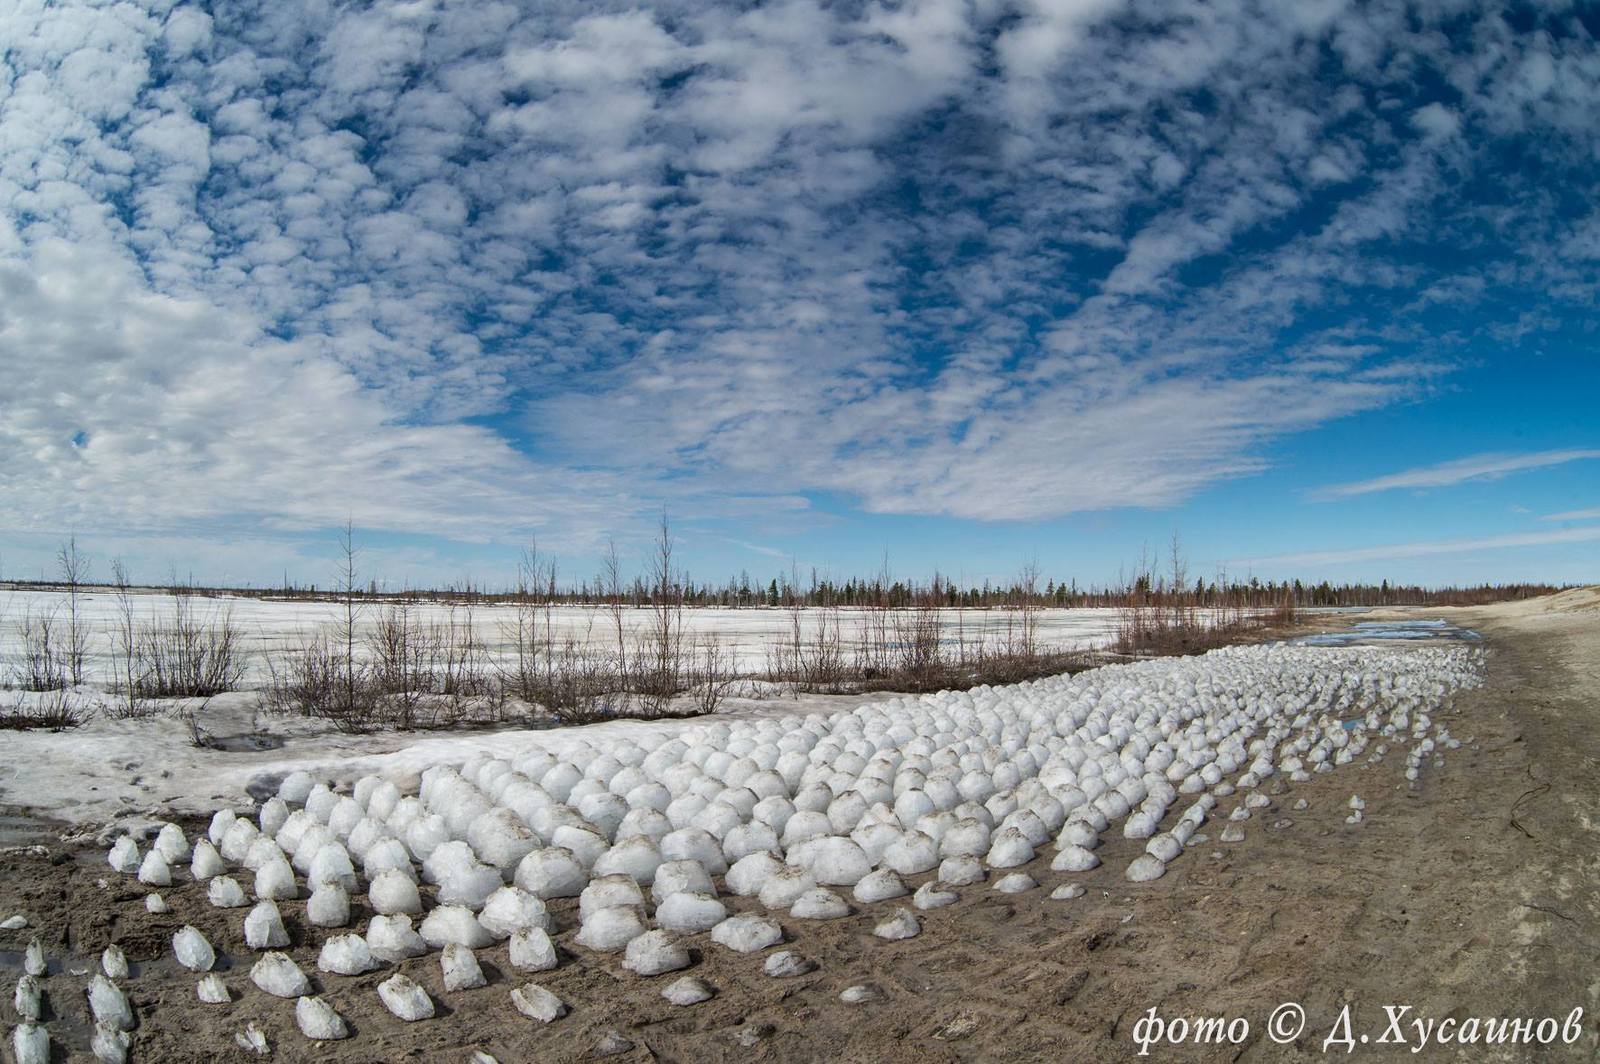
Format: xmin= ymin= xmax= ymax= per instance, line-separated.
xmin=378 ymin=973 xmax=435 ymax=1021
xmin=11 ymin=1024 xmax=48 ymax=1064
xmin=622 ymin=929 xmax=690 ymax=976
xmin=579 ymin=875 xmax=644 ymax=920
xmin=0 ymin=914 xmax=26 ymax=930
xmin=23 ymin=938 xmax=46 ymax=976
xmin=1219 ymin=824 xmax=1245 ymax=843
xmin=306 ymin=883 xmax=351 ymax=928
xmin=252 ymin=951 xmax=312 ymax=998
xmin=799 ymin=836 xmax=872 ymax=885
xmin=511 ymin=982 xmax=568 ymax=1022
xmin=758 ymin=865 xmax=816 ymax=909
xmin=790 ymin=888 xmax=850 ymax=920
xmin=173 ymin=926 xmax=215 ymax=972
xmin=441 ymin=943 xmax=487 ymax=991
xmin=1125 ymin=855 xmax=1166 ymax=882
xmin=308 ymin=845 xmax=358 ymax=893
xmin=1145 ymin=833 xmax=1183 ymax=864
xmin=661 ymin=976 xmax=713 ymax=1006
xmin=576 ymin=904 xmax=648 ymax=951
xmin=108 ymin=837 xmax=140 ymax=874
xmin=513 ymin=847 xmax=588 ymax=899
xmin=87 ymin=974 xmax=135 ymax=1030
xmin=912 ymin=881 xmax=958 ymax=910
xmin=478 ymin=886 xmax=549 ymax=939
xmin=259 ymin=797 xmax=289 ymax=836
xmin=318 ymin=933 xmax=379 ymax=976
xmin=92 ymin=1020 xmax=131 ymax=1064
xmin=882 ymin=831 xmax=939 ymax=875
xmin=14 ymin=974 xmax=42 ymax=1020
xmin=369 ymin=868 xmax=423 ymax=916
xmin=234 ymin=1022 xmax=269 ymax=1055
xmin=840 ymin=984 xmax=880 ymax=1004
xmin=365 ymin=914 xmax=428 ymax=962
xmin=102 ymin=945 xmax=129 ymax=980
xmin=763 ymin=950 xmax=815 ymax=977
xmin=244 ymin=900 xmax=291 ymax=950
xmin=137 ymin=849 xmax=172 ymax=886
xmin=651 ymin=859 xmax=714 ymax=904
xmin=993 ymin=872 xmax=1038 ymax=894
xmin=1050 ymin=883 xmax=1087 ymax=900
xmin=873 ymin=907 xmax=921 ymax=941
xmin=420 ymin=905 xmax=494 ymax=950
xmin=710 ymin=912 xmax=783 ymax=953
xmin=508 ymin=927 xmax=558 ymax=972
xmin=655 ymin=891 xmax=727 ymax=933
xmin=208 ymin=809 xmax=237 ymax=846
xmin=197 ymin=974 xmax=231 ymax=1003
xmin=209 ymin=876 xmax=249 ymax=909
xmin=296 ymin=995 xmax=349 ymax=1040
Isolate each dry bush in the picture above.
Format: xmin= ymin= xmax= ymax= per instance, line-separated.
xmin=133 ymin=584 xmax=248 ymax=698
xmin=12 ymin=605 xmax=69 ymax=691
xmin=0 ymin=688 xmax=85 ymax=730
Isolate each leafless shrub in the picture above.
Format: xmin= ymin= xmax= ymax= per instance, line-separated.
xmin=12 ymin=604 xmax=68 ymax=691
xmin=133 ymin=579 xmax=247 ymax=698
xmin=686 ymin=635 xmax=737 ymax=715
xmin=0 ymin=687 xmax=85 ymax=730
xmin=56 ymin=536 xmax=90 ymax=686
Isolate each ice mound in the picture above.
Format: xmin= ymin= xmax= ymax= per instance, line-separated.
xmin=173 ymin=926 xmax=215 ymax=972
xmin=511 ymin=983 xmax=567 ymax=1023
xmin=108 ymin=836 xmax=140 ymax=873
xmin=758 ymin=865 xmax=816 ymax=909
xmin=420 ymin=905 xmax=494 ymax=950
xmin=222 ymin=818 xmax=260 ymax=862
xmin=254 ymin=857 xmax=298 ymax=901
xmin=852 ymin=868 xmax=908 ymax=903
xmin=514 ymin=847 xmax=588 ymax=899
xmin=319 ymin=933 xmax=380 ymax=976
xmin=580 ymin=875 xmax=645 ymax=920
xmin=725 ymin=851 xmax=783 ymax=896
xmin=651 ymin=859 xmax=714 ymax=904
xmin=655 ymin=891 xmax=727 ymax=933
xmin=623 ymin=929 xmax=691 ymax=976
xmin=308 ymin=844 xmax=358 ymax=893
xmin=362 ymin=838 xmax=414 ymax=881
xmin=1051 ymin=845 xmax=1100 ymax=872
xmin=468 ymin=808 xmax=541 ymax=873
xmin=711 ymin=913 xmax=783 ymax=953
xmin=790 ymin=888 xmax=850 ymax=920
xmin=87 ymin=975 xmax=134 ymax=1030
xmin=471 ymin=886 xmax=543 ymax=939
xmin=576 ymin=904 xmax=648 ymax=952
xmin=593 ymin=835 xmax=664 ymax=885
xmin=208 ymin=809 xmax=237 ymax=845
xmin=208 ymin=876 xmax=248 ymax=908
xmin=882 ymin=831 xmax=939 ymax=875
xmin=243 ymin=836 xmax=284 ymax=872
xmin=441 ymin=942 xmax=488 ymax=990
xmin=252 ymin=952 xmax=312 ymax=998
xmin=190 ymin=840 xmax=226 ymax=880
xmin=913 ymin=881 xmax=958 ymax=909
xmin=936 ymin=856 xmax=984 ymax=886
xmin=369 ymin=868 xmax=423 ymax=915
xmin=137 ymin=850 xmax=171 ymax=886
xmin=296 ymin=995 xmax=349 ymax=1040
xmin=1050 ymin=883 xmax=1087 ymax=900
xmin=660 ymin=827 xmax=728 ymax=875
xmin=983 ymin=826 xmax=1035 ymax=868
xmin=993 ymin=872 xmax=1037 ymax=893
xmin=101 ymin=945 xmax=128 ymax=983
xmin=1125 ymin=855 xmax=1166 ymax=882
xmin=940 ymin=819 xmax=991 ymax=858
xmin=279 ymin=770 xmax=317 ymax=804
xmin=509 ymin=927 xmax=559 ymax=971
xmin=794 ymin=836 xmax=871 ymax=885
xmin=306 ymin=883 xmax=351 ymax=928
xmin=197 ymin=973 xmax=231 ymax=1003
xmin=378 ymin=973 xmax=435 ymax=1021
xmin=366 ymin=914 xmax=428 ymax=962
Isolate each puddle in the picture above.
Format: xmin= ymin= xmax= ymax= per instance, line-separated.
xmin=1296 ymin=619 xmax=1481 ymax=647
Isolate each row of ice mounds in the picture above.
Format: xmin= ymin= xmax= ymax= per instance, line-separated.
xmin=232 ymin=643 xmax=1480 ymax=950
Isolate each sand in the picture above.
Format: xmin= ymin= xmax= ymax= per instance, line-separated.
xmin=2 ymin=590 xmax=1596 ymax=1062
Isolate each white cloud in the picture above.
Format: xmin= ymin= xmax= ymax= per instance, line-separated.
xmin=1543 ymin=508 xmax=1600 ymax=523
xmin=0 ymin=0 xmax=1597 ymax=571
xmin=1237 ymin=526 xmax=1600 ymax=569
xmin=1310 ymin=450 xmax=1600 ymax=501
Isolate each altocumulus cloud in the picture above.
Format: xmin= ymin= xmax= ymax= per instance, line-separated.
xmin=2 ymin=0 xmax=1598 ymax=548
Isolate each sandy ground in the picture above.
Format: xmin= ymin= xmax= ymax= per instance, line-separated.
xmin=2 ymin=590 xmax=1597 ymax=1062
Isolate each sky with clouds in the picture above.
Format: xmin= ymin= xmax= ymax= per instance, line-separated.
xmin=1 ymin=0 xmax=1596 ymax=590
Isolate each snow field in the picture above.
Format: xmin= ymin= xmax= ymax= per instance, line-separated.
xmin=68 ymin=641 xmax=1480 ymax=1054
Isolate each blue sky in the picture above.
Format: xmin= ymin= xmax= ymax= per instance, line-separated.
xmin=1 ymin=0 xmax=1596 ymax=591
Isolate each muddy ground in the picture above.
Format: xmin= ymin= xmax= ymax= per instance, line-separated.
xmin=3 ymin=591 xmax=1597 ymax=1063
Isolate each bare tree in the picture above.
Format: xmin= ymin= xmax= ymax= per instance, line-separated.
xmin=640 ymin=512 xmax=684 ymax=715
xmin=56 ymin=536 xmax=90 ymax=686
